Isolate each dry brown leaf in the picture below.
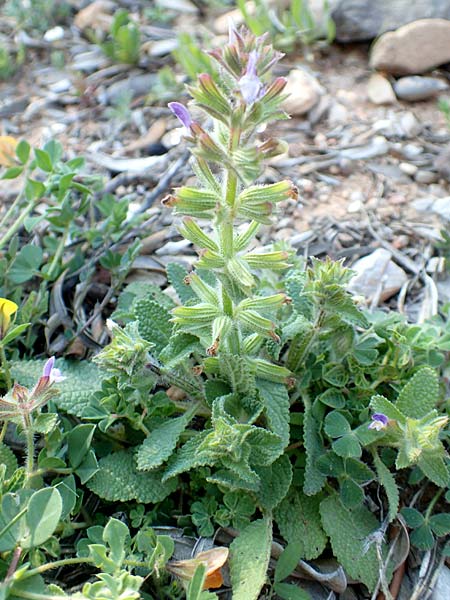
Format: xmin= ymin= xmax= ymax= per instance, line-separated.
xmin=0 ymin=136 xmax=18 ymax=167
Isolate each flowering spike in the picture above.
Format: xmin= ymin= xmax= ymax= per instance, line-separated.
xmin=168 ymin=102 xmax=193 ymax=129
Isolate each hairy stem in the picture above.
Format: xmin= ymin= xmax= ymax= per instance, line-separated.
xmin=0 ymin=345 xmax=12 ymax=390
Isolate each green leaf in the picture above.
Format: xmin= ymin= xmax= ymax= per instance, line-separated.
xmin=137 ymin=413 xmax=191 ymax=471
xmin=23 ymin=487 xmax=62 ymax=549
xmin=34 ymin=148 xmax=53 ymax=172
xmin=55 ymin=476 xmax=77 ymax=520
xmin=103 ymin=518 xmax=129 ymax=568
xmin=163 ymin=431 xmax=215 ymax=481
xmin=396 ymin=368 xmax=439 ymax=418
xmin=373 ymin=453 xmax=399 ymax=522
xmin=324 ymin=411 xmax=351 ymax=438
xmin=16 ymin=140 xmax=30 ymax=164
xmin=318 ymin=388 xmax=345 ymax=409
xmin=320 ymin=495 xmax=384 ymax=592
xmin=417 ymin=452 xmax=449 ymax=487
xmin=256 ymin=455 xmax=292 ymax=511
xmin=274 ymin=542 xmax=302 ymax=583
xmin=135 ymin=297 xmax=173 ymax=355
xmin=429 ymin=514 xmax=450 ymax=537
xmin=340 ymin=479 xmax=363 ymax=508
xmin=370 ymin=395 xmax=405 ymax=423
xmin=229 ymin=517 xmax=272 ymax=600
xmin=167 ymin=262 xmax=196 ymax=304
xmin=25 ymin=178 xmax=45 ymax=201
xmin=87 ymin=450 xmax=177 ymax=503
xmin=322 ymin=363 xmax=348 ymax=387
xmin=345 ymin=458 xmax=375 ymax=483
xmin=332 ymin=434 xmax=362 ymax=459
xmin=303 ymin=407 xmax=326 ymax=495
xmin=187 ymin=563 xmax=207 ymax=600
xmin=256 ymin=380 xmax=290 ymax=448
xmin=275 ymin=490 xmax=327 ymax=560
xmin=410 ymin=524 xmax=435 ymax=550
xmin=10 ymin=359 xmax=104 ymax=418
xmin=0 ymin=323 xmax=30 ymax=346
xmin=8 ymin=244 xmax=43 ymax=284
xmin=68 ymin=424 xmax=96 ymax=469
xmin=273 ymin=582 xmax=311 ymax=600
xmin=75 ymin=449 xmax=99 ymax=484
xmin=0 ymin=443 xmax=18 ymax=478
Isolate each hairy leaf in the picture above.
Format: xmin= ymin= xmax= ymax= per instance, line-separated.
xmin=0 ymin=442 xmax=18 ymax=478
xmin=303 ymin=406 xmax=326 ymax=495
xmin=167 ymin=262 xmax=196 ymax=304
xmin=275 ymin=489 xmax=327 ymax=560
xmin=256 ymin=379 xmax=290 ymax=448
xmin=417 ymin=452 xmax=449 ymax=487
xmin=373 ymin=453 xmax=399 ymax=522
xmin=396 ymin=367 xmax=439 ymax=418
xmin=137 ymin=413 xmax=192 ymax=471
xmin=135 ymin=297 xmax=173 ymax=356
xmin=320 ymin=495 xmax=384 ymax=591
xmin=87 ymin=450 xmax=177 ymax=503
xmin=370 ymin=395 xmax=405 ymax=423
xmin=229 ymin=517 xmax=272 ymax=600
xmin=163 ymin=431 xmax=214 ymax=481
xmin=256 ymin=455 xmax=293 ymax=511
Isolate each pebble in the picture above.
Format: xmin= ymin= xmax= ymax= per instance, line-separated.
xmin=431 ymin=196 xmax=450 ymax=220
xmin=401 ymin=143 xmax=424 ymax=159
xmin=328 ymin=101 xmax=349 ymax=125
xmin=74 ymin=0 xmax=114 ymax=32
xmin=367 ymin=73 xmax=396 ymax=105
xmin=281 ymin=69 xmax=323 ymax=116
xmin=414 ymin=170 xmax=439 ymax=184
xmin=393 ymin=76 xmax=448 ymax=102
xmin=370 ymin=18 xmax=450 ymax=75
xmin=399 ymin=162 xmax=418 ymax=176
xmin=348 ymin=248 xmax=408 ymax=303
xmin=43 ymin=26 xmax=65 ymax=42
xmin=433 ymin=144 xmax=450 ymax=181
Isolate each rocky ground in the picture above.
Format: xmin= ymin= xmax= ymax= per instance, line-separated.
xmin=1 ymin=2 xmax=450 ymax=597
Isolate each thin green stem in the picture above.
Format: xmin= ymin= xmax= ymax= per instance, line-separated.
xmin=0 ymin=421 xmax=8 ymax=443
xmin=0 ymin=189 xmax=25 ymax=231
xmin=46 ymin=226 xmax=69 ymax=280
xmin=23 ymin=556 xmax=149 ymax=581
xmin=0 ymin=200 xmax=36 ymax=250
xmin=0 ymin=344 xmax=12 ymax=390
xmin=0 ymin=507 xmax=28 ymax=540
xmin=425 ymin=488 xmax=444 ymax=521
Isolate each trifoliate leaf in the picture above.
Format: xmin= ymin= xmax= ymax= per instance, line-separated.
xmin=320 ymin=495 xmax=384 ymax=592
xmin=373 ymin=453 xmax=399 ymax=522
xmin=87 ymin=450 xmax=176 ymax=503
xmin=400 ymin=508 xmax=424 ymax=528
xmin=340 ymin=479 xmax=363 ymax=508
xmin=410 ymin=524 xmax=434 ymax=550
xmin=229 ymin=517 xmax=272 ymax=600
xmin=10 ymin=359 xmax=104 ymax=418
xmin=429 ymin=514 xmax=450 ymax=537
xmin=275 ymin=489 xmax=327 ymax=561
xmin=255 ymin=455 xmax=292 ymax=511
xmin=324 ymin=411 xmax=351 ymax=438
xmin=256 ymin=380 xmax=290 ymax=449
xmin=396 ymin=367 xmax=439 ymax=418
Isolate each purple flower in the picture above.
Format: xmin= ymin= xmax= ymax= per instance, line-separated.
xmin=238 ymin=50 xmax=263 ymax=105
xmin=42 ymin=356 xmax=65 ymax=384
xmin=368 ymin=413 xmax=389 ymax=431
xmin=168 ymin=102 xmax=192 ymax=129
xmin=228 ymin=19 xmax=241 ymax=45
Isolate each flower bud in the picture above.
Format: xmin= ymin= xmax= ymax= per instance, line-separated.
xmin=168 ymin=102 xmax=193 ymax=129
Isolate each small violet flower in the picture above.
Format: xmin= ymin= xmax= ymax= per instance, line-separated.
xmin=368 ymin=413 xmax=389 ymax=431
xmin=238 ymin=50 xmax=264 ymax=105
xmin=168 ymin=102 xmax=193 ymax=129
xmin=42 ymin=356 xmax=65 ymax=384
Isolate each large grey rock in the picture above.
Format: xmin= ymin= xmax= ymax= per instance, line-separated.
xmin=332 ymin=0 xmax=450 ymax=42
xmin=370 ymin=19 xmax=450 ymax=74
xmin=393 ymin=76 xmax=449 ymax=101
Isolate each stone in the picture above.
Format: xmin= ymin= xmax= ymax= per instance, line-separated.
xmin=370 ymin=18 xmax=450 ymax=75
xmin=415 ymin=170 xmax=439 ymax=183
xmin=74 ymin=0 xmax=115 ymax=32
xmin=348 ymin=248 xmax=408 ymax=303
xmin=431 ymin=565 xmax=450 ymax=600
xmin=332 ymin=1 xmax=450 ymax=42
xmin=399 ymin=162 xmax=418 ymax=176
xmin=281 ymin=69 xmax=323 ymax=116
xmin=327 ymin=101 xmax=348 ymax=125
xmin=393 ymin=76 xmax=448 ymax=101
xmin=434 ymin=144 xmax=450 ymax=181
xmin=431 ymin=196 xmax=450 ymax=219
xmin=367 ymin=73 xmax=396 ymax=105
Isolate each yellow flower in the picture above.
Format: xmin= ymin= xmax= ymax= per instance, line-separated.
xmin=0 ymin=298 xmax=18 ymax=339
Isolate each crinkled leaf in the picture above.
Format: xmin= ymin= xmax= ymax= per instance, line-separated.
xmin=373 ymin=453 xmax=399 ymax=522
xmin=0 ymin=442 xmax=18 ymax=478
xmin=256 ymin=379 xmax=290 ymax=448
xmin=417 ymin=452 xmax=449 ymax=487
xmin=275 ymin=490 xmax=327 ymax=560
xmin=303 ymin=407 xmax=326 ymax=495
xmin=255 ymin=455 xmax=292 ymax=511
xmin=370 ymin=395 xmax=405 ymax=423
xmin=166 ymin=262 xmax=196 ymax=304
xmin=87 ymin=450 xmax=176 ymax=503
xmin=163 ymin=431 xmax=214 ymax=481
xmin=320 ymin=495 xmax=385 ymax=592
xmin=137 ymin=413 xmax=191 ymax=471
xmin=229 ymin=517 xmax=272 ymax=600
xmin=135 ymin=297 xmax=173 ymax=355
xmin=396 ymin=367 xmax=439 ymax=418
